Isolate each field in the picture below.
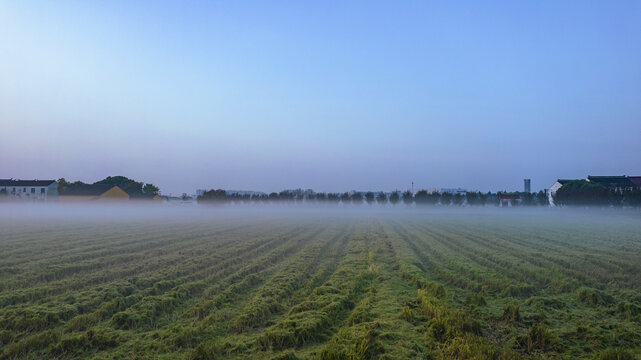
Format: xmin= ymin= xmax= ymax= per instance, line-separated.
xmin=0 ymin=208 xmax=640 ymax=359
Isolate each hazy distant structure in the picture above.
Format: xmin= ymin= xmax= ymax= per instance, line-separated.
xmin=226 ymin=190 xmax=267 ymax=196
xmin=524 ymin=179 xmax=531 ymax=193
xmin=499 ymin=193 xmax=521 ymax=207
xmin=0 ymin=179 xmax=58 ymax=201
xmin=587 ymin=175 xmax=637 ymax=192
xmin=440 ymin=188 xmax=467 ymax=195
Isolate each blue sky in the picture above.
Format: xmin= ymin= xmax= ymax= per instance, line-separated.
xmin=1 ymin=1 xmax=640 ymax=194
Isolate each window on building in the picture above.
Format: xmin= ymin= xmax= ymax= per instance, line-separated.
xmin=23 ymin=187 xmax=26 ymax=192
xmin=31 ymin=188 xmax=36 ymax=193
xmin=41 ymin=188 xmax=46 ymax=194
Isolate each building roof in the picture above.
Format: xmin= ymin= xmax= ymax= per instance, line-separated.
xmin=629 ymin=176 xmax=641 ymax=187
xmin=0 ymin=179 xmax=56 ymax=187
xmin=59 ymin=184 xmax=115 ymax=196
xmin=587 ymin=176 xmax=635 ymax=188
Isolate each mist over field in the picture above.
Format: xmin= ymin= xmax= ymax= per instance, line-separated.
xmin=1 ymin=204 xmax=641 ymax=359
xmin=1 ymin=202 xmax=639 ymax=225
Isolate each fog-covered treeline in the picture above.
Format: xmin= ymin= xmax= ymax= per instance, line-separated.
xmin=197 ymin=189 xmax=551 ymax=206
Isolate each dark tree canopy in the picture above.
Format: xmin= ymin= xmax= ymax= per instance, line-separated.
xmin=402 ymin=191 xmax=414 ymax=205
xmin=95 ymin=176 xmax=144 ymax=195
xmin=142 ymin=183 xmax=160 ymax=195
xmin=553 ymin=180 xmax=611 ymax=206
xmin=198 ymin=189 xmax=227 ymax=203
xmin=536 ymin=191 xmax=549 ymax=206
xmin=452 ymin=193 xmax=464 ymax=206
xmin=365 ymin=191 xmax=375 ymax=204
xmin=389 ymin=191 xmax=400 ymax=205
xmin=521 ymin=192 xmax=535 ymax=206
xmin=440 ymin=192 xmax=452 ymax=206
xmin=350 ymin=192 xmax=363 ymax=205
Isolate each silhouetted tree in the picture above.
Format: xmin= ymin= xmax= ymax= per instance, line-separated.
xmin=521 ymin=192 xmax=535 ymax=206
xmin=57 ymin=178 xmax=70 ymax=193
xmin=415 ymin=190 xmax=428 ymax=205
xmin=402 ymin=191 xmax=414 ymax=205
xmin=340 ymin=192 xmax=350 ymax=204
xmin=624 ymin=189 xmax=641 ymax=207
xmin=465 ymin=191 xmax=479 ymax=205
xmin=389 ymin=191 xmax=400 ymax=205
xmin=427 ymin=191 xmax=441 ymax=205
xmin=452 ymin=193 xmax=464 ymax=206
xmin=142 ymin=183 xmax=160 ymax=195
xmin=536 ymin=191 xmax=548 ymax=206
xmin=351 ymin=192 xmax=363 ymax=205
xmin=279 ymin=190 xmax=295 ymax=202
xmin=553 ymin=180 xmax=610 ymax=206
xmin=479 ymin=192 xmax=489 ymax=206
xmin=440 ymin=192 xmax=452 ymax=206
xmin=57 ymin=178 xmax=89 ymax=195
xmin=328 ymin=193 xmax=340 ymax=203
xmin=365 ymin=191 xmax=375 ymax=205
xmin=198 ymin=189 xmax=227 ymax=203
xmin=376 ymin=192 xmax=387 ymax=205
xmin=95 ymin=176 xmax=143 ymax=195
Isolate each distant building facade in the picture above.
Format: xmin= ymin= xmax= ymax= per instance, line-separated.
xmin=0 ymin=179 xmax=58 ymax=201
xmin=524 ymin=179 xmax=531 ymax=193
xmin=587 ymin=176 xmax=637 ymax=192
xmin=499 ymin=193 xmax=521 ymax=207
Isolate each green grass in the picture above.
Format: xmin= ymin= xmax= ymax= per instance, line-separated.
xmin=0 ymin=211 xmax=640 ymax=359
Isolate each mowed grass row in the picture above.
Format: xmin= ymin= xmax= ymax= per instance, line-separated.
xmin=385 ymin=214 xmax=641 ymax=359
xmin=1 ymin=211 xmax=640 ymax=359
xmin=0 ymin=219 xmax=326 ymax=358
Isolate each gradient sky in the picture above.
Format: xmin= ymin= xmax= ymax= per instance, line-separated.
xmin=1 ymin=1 xmax=640 ymax=195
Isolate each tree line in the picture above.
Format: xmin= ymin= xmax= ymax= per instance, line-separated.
xmin=57 ymin=176 xmax=160 ymax=198
xmin=197 ymin=189 xmax=551 ymax=206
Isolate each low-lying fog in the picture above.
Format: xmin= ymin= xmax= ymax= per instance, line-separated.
xmin=0 ymin=202 xmax=639 ymax=228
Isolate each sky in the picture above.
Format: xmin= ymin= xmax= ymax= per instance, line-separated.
xmin=1 ymin=1 xmax=640 ymax=195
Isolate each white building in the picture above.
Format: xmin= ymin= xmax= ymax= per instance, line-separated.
xmin=0 ymin=179 xmax=58 ymax=201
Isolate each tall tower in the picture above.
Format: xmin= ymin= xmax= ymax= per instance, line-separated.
xmin=524 ymin=179 xmax=531 ymax=193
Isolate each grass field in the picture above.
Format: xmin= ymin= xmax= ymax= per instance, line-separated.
xmin=1 ymin=208 xmax=640 ymax=359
